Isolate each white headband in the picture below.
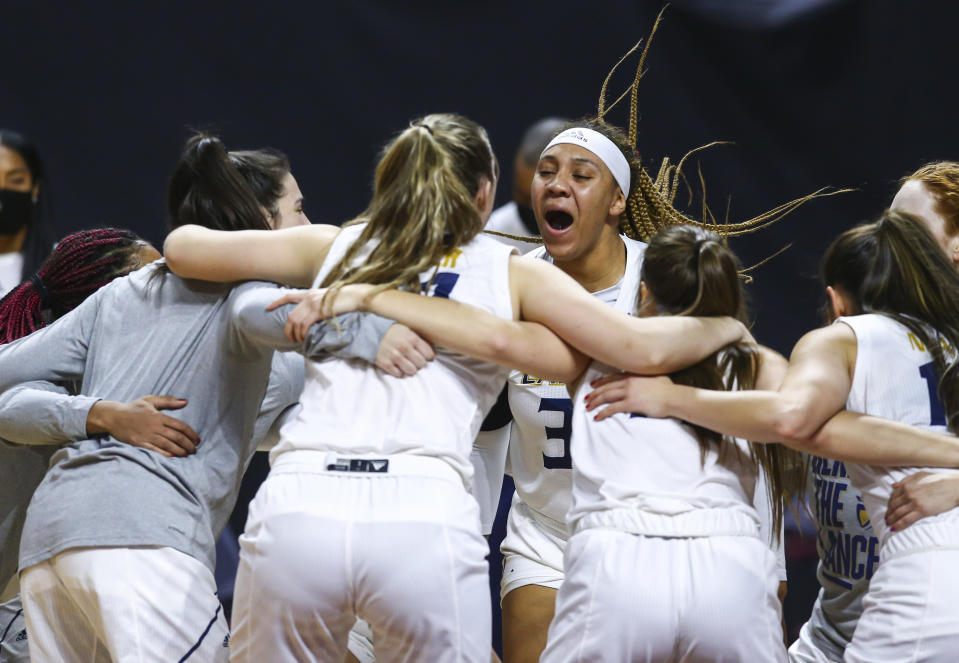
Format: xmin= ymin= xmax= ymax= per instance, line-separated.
xmin=541 ymin=127 xmax=631 ymax=198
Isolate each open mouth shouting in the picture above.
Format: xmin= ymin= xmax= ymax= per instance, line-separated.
xmin=544 ymin=210 xmax=574 ymax=232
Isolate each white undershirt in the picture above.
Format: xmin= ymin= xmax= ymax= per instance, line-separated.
xmin=0 ymin=252 xmax=24 ymax=298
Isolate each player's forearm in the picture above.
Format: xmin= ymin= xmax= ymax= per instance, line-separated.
xmin=663 ymin=384 xmax=797 ymax=442
xmin=809 ymin=410 xmax=959 ymax=467
xmin=364 ymin=289 xmax=583 ymax=381
xmin=0 ymin=384 xmax=97 ymax=445
xmin=614 ymin=315 xmax=745 ymax=374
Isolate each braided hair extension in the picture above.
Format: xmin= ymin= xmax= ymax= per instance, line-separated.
xmin=0 ymin=228 xmax=149 ymax=343
xmin=591 ymin=6 xmax=847 ymax=248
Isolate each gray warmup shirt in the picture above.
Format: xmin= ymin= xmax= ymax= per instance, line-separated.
xmin=0 ymin=262 xmax=391 ymax=573
xmin=0 ymin=382 xmax=97 ymax=588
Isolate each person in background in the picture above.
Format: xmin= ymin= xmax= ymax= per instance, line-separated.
xmin=0 ymin=130 xmax=57 ymax=298
xmin=484 ymin=117 xmax=568 ymax=253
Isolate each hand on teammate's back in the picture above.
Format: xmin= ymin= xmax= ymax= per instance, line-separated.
xmin=886 ymin=471 xmax=959 ymax=531
xmin=376 ymin=323 xmax=435 ymax=378
xmin=586 ymin=373 xmax=676 ymax=420
xmin=86 ymin=396 xmax=201 ymax=457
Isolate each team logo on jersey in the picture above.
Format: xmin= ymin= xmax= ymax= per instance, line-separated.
xmin=327 ymin=458 xmax=389 ymax=473
xmin=15 ymin=629 xmax=27 ymax=642
xmin=520 ymin=374 xmax=565 ymax=387
xmin=856 ymin=496 xmax=871 ymax=529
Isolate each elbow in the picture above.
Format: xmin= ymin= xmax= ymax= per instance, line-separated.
xmin=770 ymin=401 xmax=820 ymax=446
xmin=625 ymin=342 xmax=673 ymax=375
xmin=484 ymin=324 xmax=513 ymax=364
xmin=162 ymin=227 xmax=195 ymax=277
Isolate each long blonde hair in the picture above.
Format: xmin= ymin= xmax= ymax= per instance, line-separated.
xmin=320 ymin=113 xmax=497 ymax=302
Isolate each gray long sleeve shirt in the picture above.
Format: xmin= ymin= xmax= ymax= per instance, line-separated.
xmin=0 ymin=382 xmax=93 ymax=588
xmin=0 ymin=262 xmax=391 ymax=573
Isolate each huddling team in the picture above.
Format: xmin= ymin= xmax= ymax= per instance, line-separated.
xmin=3 ymin=62 xmax=959 ymax=663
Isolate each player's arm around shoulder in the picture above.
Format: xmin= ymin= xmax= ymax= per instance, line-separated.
xmin=164 ymin=223 xmax=340 ymax=287
xmin=771 ymin=323 xmax=857 ymax=443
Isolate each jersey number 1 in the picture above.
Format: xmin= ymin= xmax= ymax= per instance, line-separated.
xmin=919 ymin=361 xmax=947 ymax=426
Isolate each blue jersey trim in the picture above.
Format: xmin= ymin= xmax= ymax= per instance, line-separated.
xmin=820 ymin=569 xmax=854 ymax=590
xmin=0 ymin=607 xmax=23 ymax=643
xmin=178 ymin=602 xmax=222 ymax=662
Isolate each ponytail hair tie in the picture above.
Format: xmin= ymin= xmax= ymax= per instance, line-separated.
xmin=696 ymin=237 xmax=718 ymax=255
xmin=414 ymin=123 xmax=434 ymax=136
xmin=30 ymin=273 xmax=51 ymax=309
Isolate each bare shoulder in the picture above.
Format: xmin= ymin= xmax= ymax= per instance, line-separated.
xmin=754 ymin=345 xmax=788 ymax=390
xmin=794 ymin=323 xmax=858 ymax=355
xmin=789 ymin=323 xmax=858 ymax=380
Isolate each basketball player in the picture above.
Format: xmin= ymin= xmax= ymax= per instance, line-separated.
xmin=540 ymin=225 xmax=797 ymax=662
xmin=588 ymin=210 xmax=959 ymax=660
xmin=0 ymin=228 xmax=199 ymax=663
xmin=780 ymin=161 xmax=959 ymax=663
xmin=163 ymin=114 xmax=757 ymax=661
xmin=0 ymin=135 xmax=407 ymax=663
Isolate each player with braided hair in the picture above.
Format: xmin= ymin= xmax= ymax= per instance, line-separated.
xmin=163 ymin=111 xmax=759 ymax=661
xmin=479 ymin=12 xmax=828 ymax=657
xmin=0 ymin=227 xmax=152 ymax=342
xmin=0 ymin=227 xmax=206 ymax=663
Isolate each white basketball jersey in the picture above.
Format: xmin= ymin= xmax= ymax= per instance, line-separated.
xmin=567 ymin=361 xmax=761 ymax=537
xmin=506 ymin=236 xmax=646 ymax=536
xmin=274 ymin=225 xmax=514 ymax=485
xmin=839 ymin=314 xmax=959 ymax=549
xmin=802 ymin=455 xmax=879 ymax=660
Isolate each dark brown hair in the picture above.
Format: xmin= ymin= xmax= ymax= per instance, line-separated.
xmin=822 ymin=210 xmax=959 ymax=432
xmin=167 ymin=133 xmax=289 ymax=232
xmin=642 ymin=224 xmax=803 ymax=535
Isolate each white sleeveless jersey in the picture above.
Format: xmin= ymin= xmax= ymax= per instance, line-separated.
xmin=838 ymin=314 xmax=959 ymax=549
xmin=506 ymin=236 xmax=646 ymax=536
xmin=274 ymin=225 xmax=514 ymax=485
xmin=802 ymin=455 xmax=880 ymax=660
xmin=568 ymin=360 xmax=760 ymax=537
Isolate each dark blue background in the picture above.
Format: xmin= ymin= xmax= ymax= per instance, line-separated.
xmin=8 ymin=0 xmax=957 ymax=352
xmin=7 ymin=1 xmax=958 ymax=649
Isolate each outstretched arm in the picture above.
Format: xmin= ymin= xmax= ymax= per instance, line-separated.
xmin=587 ymin=324 xmax=959 ymax=467
xmin=588 ymin=324 xmax=852 ymax=441
xmin=0 ymin=382 xmax=201 ymax=458
xmin=230 ymin=285 xmax=435 ymax=377
xmin=0 ymin=288 xmax=100 ymax=391
xmin=265 ymin=253 xmax=749 ymax=382
xmin=270 ymin=284 xmax=588 ymax=383
xmin=0 ymin=382 xmax=98 ymax=446
xmin=510 ymin=256 xmax=749 ymax=375
xmin=164 ymin=223 xmax=341 ymax=287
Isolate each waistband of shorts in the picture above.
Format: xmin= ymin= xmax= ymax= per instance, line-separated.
xmin=882 ymin=517 xmax=959 ymax=560
xmin=571 ymin=506 xmax=760 ymax=539
xmin=271 ymin=449 xmax=463 ymax=485
xmin=520 ymin=501 xmax=570 ymax=539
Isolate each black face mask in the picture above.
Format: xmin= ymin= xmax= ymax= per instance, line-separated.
xmin=0 ymin=189 xmax=32 ymax=236
xmin=516 ymin=203 xmax=539 ymax=235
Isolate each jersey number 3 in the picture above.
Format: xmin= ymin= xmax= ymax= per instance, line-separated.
xmin=539 ymin=398 xmax=572 ymax=469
